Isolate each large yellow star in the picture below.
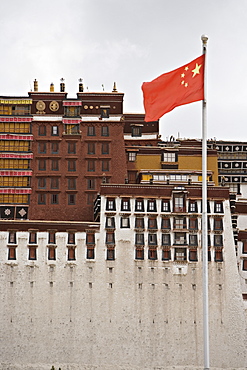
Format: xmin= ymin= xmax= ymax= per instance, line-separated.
xmin=192 ymin=63 xmax=202 ymax=77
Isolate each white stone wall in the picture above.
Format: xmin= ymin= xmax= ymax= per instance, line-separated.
xmin=0 ymin=199 xmax=246 ymax=369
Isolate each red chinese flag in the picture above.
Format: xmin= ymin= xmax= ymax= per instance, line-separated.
xmin=142 ymin=55 xmax=205 ymax=122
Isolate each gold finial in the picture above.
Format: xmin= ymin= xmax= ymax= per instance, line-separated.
xmin=112 ymin=82 xmax=117 ymax=92
xmin=50 ymin=83 xmax=54 ymax=92
xmin=78 ymin=78 xmax=83 ymax=92
xmin=34 ymin=79 xmax=38 ymax=92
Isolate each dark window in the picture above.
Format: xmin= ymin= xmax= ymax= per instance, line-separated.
xmin=38 ymin=159 xmax=46 ymax=171
xmin=121 ymin=198 xmax=131 ymax=211
xmin=65 ymin=124 xmax=80 ymax=135
xmin=174 ymin=232 xmax=187 ymax=245
xmin=135 ymin=233 xmax=144 ymax=245
xmin=86 ymin=233 xmax=95 ymax=245
xmin=101 ymin=108 xmax=110 ymax=119
xmin=87 ymin=126 xmax=95 ymax=136
xmin=51 ymin=177 xmax=59 ymax=189
xmin=174 ymin=248 xmax=187 ymax=261
xmin=161 ymin=218 xmax=171 ymax=230
xmin=101 ymin=142 xmax=109 ymax=154
xmin=8 ymin=246 xmax=16 ymax=260
xmin=68 ymin=178 xmax=76 ymax=190
xmin=148 ymin=233 xmax=157 ymax=246
xmin=162 ymin=234 xmax=171 ymax=246
xmin=147 ymin=199 xmax=157 ymax=212
xmin=242 ymin=241 xmax=247 ymax=254
xmin=29 ymin=232 xmax=37 ymax=244
xmin=162 ymin=249 xmax=171 ymax=261
xmin=29 ymin=246 xmax=37 ymax=260
xmin=101 ymin=126 xmax=109 ymax=136
xmin=215 ymin=201 xmax=223 ymax=213
xmin=106 ymin=232 xmax=115 ymax=244
xmin=214 ymin=235 xmax=223 ymax=246
xmin=68 ymin=142 xmax=76 ymax=154
xmin=173 ymin=194 xmax=185 ymax=212
xmin=189 ymin=217 xmax=198 ymax=230
xmin=215 ymin=249 xmax=223 ymax=262
xmin=38 ymin=193 xmax=46 ymax=204
xmin=51 ymin=142 xmax=59 ymax=154
xmin=161 ymin=200 xmax=170 ymax=212
xmin=8 ymin=231 xmax=16 ymax=244
xmin=135 ymin=247 xmax=144 ymax=260
xmin=106 ymin=199 xmax=116 ymax=211
xmin=68 ymin=247 xmax=76 ymax=260
xmin=174 ymin=217 xmax=187 ymax=229
xmin=50 ymin=177 xmax=59 ymax=189
xmin=135 ymin=199 xmax=144 ymax=212
xmin=135 ymin=217 xmax=144 ymax=229
xmin=189 ymin=200 xmax=198 ymax=212
xmin=51 ymin=193 xmax=59 ymax=204
xmin=148 ymin=248 xmax=157 ymax=260
xmin=132 ymin=126 xmax=142 ymax=137
xmin=87 ymin=193 xmax=96 ymax=205
xmin=38 ymin=142 xmax=46 ymax=153
xmin=68 ymin=159 xmax=76 ymax=171
xmin=68 ymin=232 xmax=75 ymax=244
xmin=105 ymin=217 xmax=115 ymax=228
xmin=87 ymin=247 xmax=95 ymax=259
xmin=102 ymin=159 xmax=109 ymax=172
xmin=87 ymin=178 xmax=95 ymax=189
xmin=189 ymin=234 xmax=198 ymax=246
xmin=120 ymin=217 xmax=130 ymax=228
xmin=38 ymin=125 xmax=46 ymax=136
xmin=51 ymin=159 xmax=59 ymax=171
xmin=87 ymin=159 xmax=95 ymax=172
xmin=214 ymin=218 xmax=223 ymax=231
xmin=48 ymin=232 xmax=56 ymax=244
xmin=189 ymin=249 xmax=198 ymax=261
xmin=243 ymin=259 xmax=247 ymax=271
xmin=148 ymin=218 xmax=157 ymax=230
xmin=68 ymin=194 xmax=76 ymax=205
xmin=87 ymin=142 xmax=95 ymax=154
xmin=107 ymin=248 xmax=115 ymax=260
xmin=51 ymin=126 xmax=59 ymax=136
xmin=64 ymin=106 xmax=80 ymax=117
xmin=48 ymin=246 xmax=56 ymax=260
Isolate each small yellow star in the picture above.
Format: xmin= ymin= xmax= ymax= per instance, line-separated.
xmin=181 ymin=80 xmax=184 ymax=85
xmin=184 ymin=83 xmax=188 ymax=87
xmin=184 ymin=66 xmax=189 ymax=71
xmin=192 ymin=63 xmax=202 ymax=77
xmin=181 ymin=73 xmax=185 ymax=78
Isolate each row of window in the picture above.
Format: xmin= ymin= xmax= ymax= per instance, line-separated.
xmin=105 ymin=231 xmax=223 ymax=247
xmin=0 ymin=176 xmax=30 ymax=187
xmin=38 ymin=125 xmax=109 ymax=137
xmin=38 ymin=193 xmax=76 ymax=205
xmin=4 ymin=244 xmax=223 ymax=263
xmin=37 ymin=141 xmax=110 ymax=155
xmin=0 ymin=105 xmax=31 ymax=116
xmin=37 ymin=158 xmax=110 ymax=172
xmin=37 ymin=177 xmax=97 ymax=190
xmin=0 ymin=140 xmax=30 ymax=152
xmin=0 ymin=122 xmax=31 ymax=134
xmin=105 ymin=216 xmax=223 ymax=231
xmin=0 ymin=159 xmax=30 ymax=170
xmin=106 ymin=198 xmax=224 ymax=214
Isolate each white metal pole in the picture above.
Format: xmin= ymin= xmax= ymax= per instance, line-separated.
xmin=201 ymin=34 xmax=210 ymax=370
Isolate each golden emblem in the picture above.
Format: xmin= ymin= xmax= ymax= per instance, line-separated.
xmin=36 ymin=101 xmax=46 ymax=112
xmin=49 ymin=101 xmax=59 ymax=112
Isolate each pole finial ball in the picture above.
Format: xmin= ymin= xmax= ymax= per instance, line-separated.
xmin=201 ymin=34 xmax=208 ymax=44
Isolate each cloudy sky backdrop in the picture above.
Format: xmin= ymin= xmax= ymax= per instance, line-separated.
xmin=0 ymin=0 xmax=246 ymax=141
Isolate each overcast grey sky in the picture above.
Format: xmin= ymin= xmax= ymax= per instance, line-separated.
xmin=0 ymin=0 xmax=246 ymax=141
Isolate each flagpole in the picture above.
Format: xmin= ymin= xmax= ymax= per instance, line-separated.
xmin=201 ymin=34 xmax=209 ymax=370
